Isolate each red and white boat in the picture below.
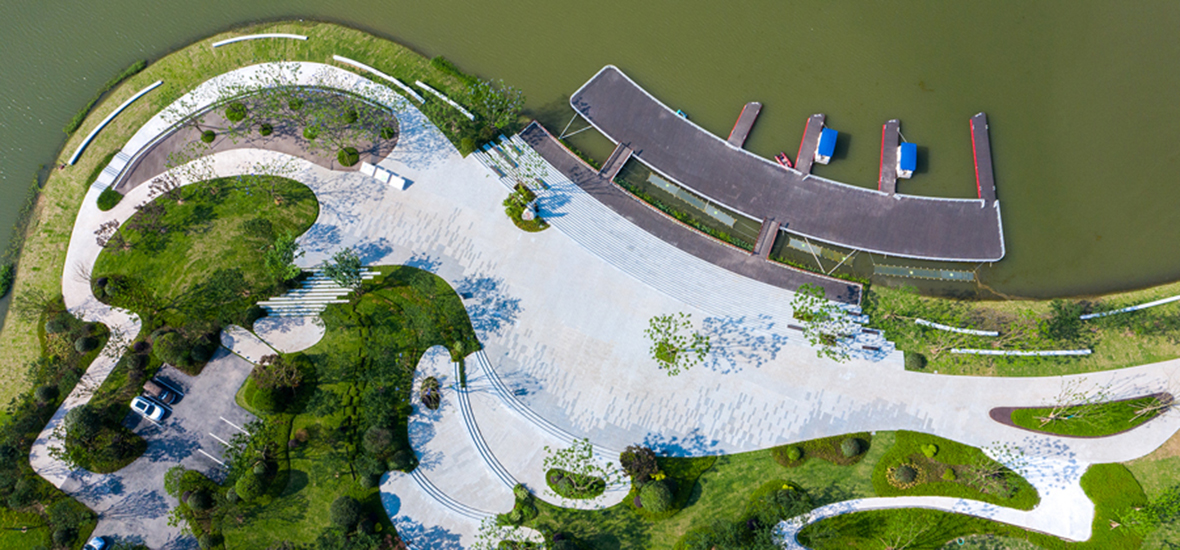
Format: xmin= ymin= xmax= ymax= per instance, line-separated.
xmin=775 ymin=152 xmax=793 ymax=169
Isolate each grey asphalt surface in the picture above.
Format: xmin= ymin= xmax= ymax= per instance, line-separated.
xmin=81 ymin=347 xmax=256 ymax=549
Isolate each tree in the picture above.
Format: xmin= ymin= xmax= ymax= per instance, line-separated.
xmin=639 ymin=479 xmax=674 ymax=512
xmin=252 ymin=354 xmax=304 ymax=390
xmin=264 ymin=232 xmax=304 ymax=283
xmin=467 ymin=79 xmax=525 ymax=130
xmin=542 ymin=438 xmax=619 ymax=504
xmin=645 ymin=312 xmax=711 ymax=376
xmin=329 ymin=495 xmax=363 ymax=531
xmin=1034 ymin=378 xmax=1114 ymax=427
xmin=322 ymin=247 xmax=363 ymax=291
xmin=619 ymin=445 xmax=659 ymax=483
xmin=790 ymin=284 xmax=860 ymax=363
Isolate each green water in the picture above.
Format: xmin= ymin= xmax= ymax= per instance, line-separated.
xmin=2 ymin=1 xmax=1180 ymax=303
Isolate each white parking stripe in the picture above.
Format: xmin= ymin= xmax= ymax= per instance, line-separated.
xmin=220 ymin=416 xmax=248 ymax=434
xmin=209 ymin=432 xmax=230 ymax=446
xmin=197 ymin=449 xmax=225 ymax=466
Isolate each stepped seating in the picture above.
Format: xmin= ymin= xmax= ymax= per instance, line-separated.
xmin=257 ymin=270 xmax=379 ymax=317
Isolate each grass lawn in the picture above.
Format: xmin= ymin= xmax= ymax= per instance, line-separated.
xmin=865 ymin=283 xmax=1180 ymax=377
xmin=221 ymin=265 xmax=477 ymax=546
xmin=872 ymin=431 xmax=1039 ymax=510
xmin=1007 ymin=397 xmax=1161 ymax=438
xmin=800 ymin=463 xmax=1146 ymax=550
xmin=526 ymin=432 xmax=891 ymax=549
xmin=0 ymin=19 xmax=483 ymax=408
xmin=1124 ymin=429 xmax=1180 ymax=548
xmin=92 ymin=177 xmax=317 ymax=330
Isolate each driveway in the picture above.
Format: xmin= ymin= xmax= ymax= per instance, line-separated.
xmin=79 ymin=347 xmax=255 ymax=549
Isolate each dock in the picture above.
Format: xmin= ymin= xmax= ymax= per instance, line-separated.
xmin=752 ymin=217 xmax=780 ymax=259
xmin=879 ymin=119 xmax=900 ymax=194
xmin=599 ymin=143 xmax=633 ymax=181
xmin=971 ymin=112 xmax=996 ymax=202
xmin=567 ymin=66 xmax=1006 ymax=262
xmin=727 ymin=102 xmax=762 ymax=148
xmin=794 ymin=114 xmax=826 ymax=175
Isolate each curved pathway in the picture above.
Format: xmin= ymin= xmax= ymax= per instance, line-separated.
xmin=35 ymin=61 xmax=1180 ymax=548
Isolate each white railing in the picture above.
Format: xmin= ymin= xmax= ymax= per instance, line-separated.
xmin=211 ymin=34 xmax=308 ymax=48
xmin=331 ymin=55 xmax=424 ymax=102
xmin=415 ymin=80 xmax=475 ymax=120
xmin=67 ymin=80 xmax=163 ymax=165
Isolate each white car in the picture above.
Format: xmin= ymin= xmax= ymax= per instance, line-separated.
xmin=83 ymin=536 xmax=108 ymax=550
xmin=131 ymin=396 xmax=168 ymax=422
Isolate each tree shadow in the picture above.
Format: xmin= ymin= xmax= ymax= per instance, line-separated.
xmin=642 ymin=429 xmax=721 ymax=457
xmin=456 ymin=275 xmax=522 ymax=339
xmin=700 ymin=314 xmax=790 ymax=373
xmin=390 ymin=516 xmax=465 ymax=550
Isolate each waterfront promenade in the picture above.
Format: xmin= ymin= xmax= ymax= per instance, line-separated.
xmin=569 ymin=65 xmax=1005 ymax=262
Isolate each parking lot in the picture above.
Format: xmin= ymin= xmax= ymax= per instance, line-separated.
xmin=78 ymin=347 xmax=257 ymax=549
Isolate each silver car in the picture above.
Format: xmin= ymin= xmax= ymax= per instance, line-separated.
xmin=131 ymin=396 xmax=168 ymax=421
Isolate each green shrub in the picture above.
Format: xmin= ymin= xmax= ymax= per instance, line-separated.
xmin=337 ymin=147 xmax=360 ymax=167
xmin=893 ymin=464 xmax=918 ymax=484
xmin=459 ymin=137 xmax=476 ymax=155
xmin=191 ymin=343 xmax=214 ymax=363
xmin=303 ymin=126 xmax=319 ymax=140
xmin=97 ymin=187 xmax=123 ymax=211
xmin=390 ymin=449 xmax=415 ymax=471
xmin=235 ymin=472 xmax=264 ymax=502
xmin=619 ymin=445 xmax=658 ymax=483
xmin=45 ymin=317 xmax=71 ymax=334
xmin=288 ymin=98 xmax=303 ymax=111
xmin=241 ymin=217 xmax=275 ymax=240
xmin=343 ymin=108 xmax=359 ymax=124
xmin=252 ymin=386 xmax=283 ymax=413
xmin=7 ymin=477 xmax=37 ymax=509
xmin=921 ymin=444 xmax=939 ymax=458
xmin=199 ymin=533 xmax=223 ymax=549
xmin=252 ymin=462 xmax=269 ymax=476
xmin=35 ymin=384 xmax=59 ymax=404
xmin=0 ymin=263 xmax=11 ymax=300
xmin=381 ymin=127 xmax=396 ymax=140
xmin=639 ymin=479 xmax=674 ymax=513
xmin=74 ymin=336 xmax=98 ymax=353
xmin=153 ymin=332 xmax=191 ymax=366
xmin=259 ymin=123 xmax=274 ymax=136
xmin=225 ymin=102 xmax=248 ymax=122
xmin=787 ymin=446 xmax=803 ymax=462
xmin=201 ymin=130 xmax=216 ymax=143
xmin=840 ymin=438 xmax=863 ymax=458
xmin=225 ymin=488 xmax=239 ymax=503
xmin=905 ymin=351 xmax=928 ymax=370
xmin=242 ymin=305 xmax=267 ymax=328
xmin=363 ymin=427 xmax=393 ymax=457
xmin=53 ymin=528 xmax=75 ymax=547
xmin=942 ymin=468 xmax=957 ymax=481
xmin=189 ymin=490 xmax=213 ymax=511
xmin=330 ymin=495 xmax=363 ymax=531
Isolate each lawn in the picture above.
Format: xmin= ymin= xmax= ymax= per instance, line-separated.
xmin=0 ymin=19 xmax=488 ymax=409
xmin=217 ymin=265 xmax=478 ymax=547
xmin=864 ymin=282 xmax=1180 ymax=377
xmin=799 ymin=463 xmax=1146 ymax=550
xmin=525 ymin=432 xmax=891 ymax=549
xmin=1009 ymin=396 xmax=1162 ymax=437
xmin=871 ymin=431 xmax=1039 ymax=510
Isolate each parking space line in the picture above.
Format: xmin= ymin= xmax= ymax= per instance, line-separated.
xmin=209 ymin=432 xmax=230 ymax=446
xmin=197 ymin=449 xmax=225 ymax=466
xmin=220 ymin=416 xmax=248 ymax=434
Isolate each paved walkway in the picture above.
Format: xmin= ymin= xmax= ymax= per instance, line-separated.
xmin=40 ymin=61 xmax=1180 ymax=549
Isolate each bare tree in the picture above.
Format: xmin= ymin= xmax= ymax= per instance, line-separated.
xmin=94 ymin=219 xmax=125 ymax=250
xmin=1035 ymin=378 xmax=1114 ymax=427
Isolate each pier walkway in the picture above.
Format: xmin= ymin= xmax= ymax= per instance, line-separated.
xmin=879 ymin=119 xmax=900 ymax=194
xmin=569 ymin=66 xmax=1005 ymax=262
xmin=520 ymin=122 xmax=861 ymax=304
xmin=971 ymin=112 xmax=997 ymax=202
xmin=599 ymin=143 xmax=632 ymax=181
xmin=727 ymin=102 xmax=762 ymax=147
xmin=794 ymin=114 xmax=825 ymax=176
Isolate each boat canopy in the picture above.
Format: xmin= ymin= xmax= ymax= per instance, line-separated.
xmin=817 ymin=128 xmax=838 ymax=158
xmin=899 ymin=142 xmax=917 ymax=172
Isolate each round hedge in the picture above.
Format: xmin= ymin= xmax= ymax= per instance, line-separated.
xmin=53 ymin=528 xmax=75 ymax=547
xmin=225 ymin=488 xmax=240 ymax=503
xmin=188 ymin=490 xmax=213 ymax=511
xmin=330 ymin=495 xmax=363 ymax=531
xmin=905 ymin=351 xmax=928 ymax=370
xmin=639 ymin=479 xmax=674 ymax=513
xmin=191 ymin=343 xmax=214 ymax=363
xmin=225 ymin=102 xmax=248 ymax=122
xmin=201 ymin=130 xmax=216 ymax=143
xmin=235 ymin=472 xmax=264 ymax=502
xmin=74 ymin=336 xmax=98 ymax=353
xmin=35 ymin=385 xmax=59 ymax=403
xmin=45 ymin=317 xmax=70 ymax=334
xmin=337 ymin=147 xmax=360 ymax=167
xmin=343 ymin=108 xmax=359 ymax=124
xmin=288 ymin=98 xmax=303 ymax=110
xmin=97 ymin=187 xmax=123 ymax=211
xmin=840 ymin=438 xmax=863 ymax=458
xmin=303 ymin=126 xmax=320 ymax=140
xmin=390 ymin=449 xmax=415 ymax=471
xmin=153 ymin=332 xmax=191 ymax=367
xmin=259 ymin=123 xmax=274 ymax=136
xmin=381 ymin=127 xmax=396 ymax=140
xmin=786 ymin=446 xmax=803 ymax=462
xmin=893 ymin=464 xmax=918 ymax=484
xmin=253 ymin=462 xmax=269 ymax=476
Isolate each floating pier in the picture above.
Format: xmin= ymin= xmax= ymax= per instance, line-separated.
xmin=971 ymin=112 xmax=996 ymax=202
xmin=878 ymin=119 xmax=901 ymax=194
xmin=727 ymin=102 xmax=762 ymax=148
xmin=752 ymin=217 xmax=780 ymax=259
xmin=794 ymin=114 xmax=826 ymax=175
xmin=599 ymin=143 xmax=633 ymax=181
